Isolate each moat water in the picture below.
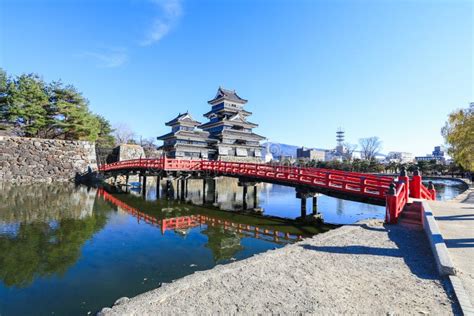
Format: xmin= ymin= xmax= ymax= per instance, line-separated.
xmin=0 ymin=178 xmax=466 ymax=315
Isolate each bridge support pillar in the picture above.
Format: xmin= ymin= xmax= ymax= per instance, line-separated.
xmin=209 ymin=178 xmax=217 ymax=203
xmin=296 ymin=189 xmax=320 ymax=220
xmin=142 ymin=175 xmax=147 ymax=197
xmin=176 ymin=178 xmax=180 ymax=199
xmin=202 ymin=179 xmax=207 ymax=204
xmin=253 ymin=185 xmax=258 ymax=209
xmin=166 ymin=179 xmax=172 ymax=200
xmin=312 ymin=194 xmax=321 ymax=215
xmin=238 ymin=179 xmax=258 ymax=211
xmin=185 ymin=179 xmax=188 ymax=197
xmin=300 ymin=197 xmax=307 ymax=218
xmin=156 ymin=176 xmax=161 ymax=199
xmin=243 ymin=185 xmax=248 ymax=210
xmin=180 ymin=178 xmax=185 ymax=200
xmin=214 ymin=189 xmax=219 ymax=204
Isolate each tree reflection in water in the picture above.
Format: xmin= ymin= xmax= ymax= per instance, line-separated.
xmin=0 ymin=183 xmax=107 ymax=287
xmin=202 ymin=225 xmax=244 ymax=262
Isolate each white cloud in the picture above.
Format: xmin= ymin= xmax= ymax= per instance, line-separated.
xmin=80 ymin=49 xmax=128 ymax=68
xmin=141 ymin=0 xmax=183 ymax=46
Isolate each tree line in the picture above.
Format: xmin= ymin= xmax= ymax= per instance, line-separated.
xmin=0 ymin=69 xmax=115 ymax=147
xmin=293 ymin=158 xmax=465 ymax=176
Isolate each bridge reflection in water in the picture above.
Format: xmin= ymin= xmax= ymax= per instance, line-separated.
xmin=98 ymin=186 xmax=334 ymax=245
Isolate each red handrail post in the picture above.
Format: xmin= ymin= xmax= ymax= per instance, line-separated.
xmin=385 ymin=182 xmax=397 ymax=224
xmin=428 ymin=181 xmax=437 ymax=200
xmin=411 ymin=168 xmax=422 ymax=199
xmin=399 ymin=167 xmax=410 ymax=202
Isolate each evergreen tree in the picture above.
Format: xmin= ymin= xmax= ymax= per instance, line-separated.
xmin=95 ymin=115 xmax=115 ymax=147
xmin=49 ymin=82 xmax=98 ymax=140
xmin=5 ymin=74 xmax=49 ymax=137
xmin=0 ymin=68 xmax=7 ymax=119
xmin=1 ymin=69 xmax=115 ymax=142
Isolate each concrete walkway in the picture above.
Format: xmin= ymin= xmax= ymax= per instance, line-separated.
xmin=428 ymin=188 xmax=474 ymax=312
xmin=100 ymin=220 xmax=458 ymax=315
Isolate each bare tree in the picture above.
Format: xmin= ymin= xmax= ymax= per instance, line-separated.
xmin=343 ymin=142 xmax=357 ymax=161
xmin=359 ymin=137 xmax=382 ymax=161
xmin=112 ymin=123 xmax=135 ymax=145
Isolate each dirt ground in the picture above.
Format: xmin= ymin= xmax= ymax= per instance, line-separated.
xmin=100 ymin=220 xmax=459 ymax=315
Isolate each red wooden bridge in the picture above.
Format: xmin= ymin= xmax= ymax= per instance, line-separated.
xmin=98 ymin=158 xmax=436 ymax=224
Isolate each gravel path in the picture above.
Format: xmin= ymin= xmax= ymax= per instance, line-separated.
xmin=100 ymin=220 xmax=458 ymax=315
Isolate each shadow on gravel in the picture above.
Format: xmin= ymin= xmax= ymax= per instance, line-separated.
xmin=302 ymin=223 xmax=462 ymax=315
xmin=444 ymin=238 xmax=474 ymax=248
xmin=300 ymin=224 xmax=439 ymax=280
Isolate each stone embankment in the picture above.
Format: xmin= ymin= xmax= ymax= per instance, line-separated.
xmin=0 ymin=136 xmax=97 ymax=183
xmin=426 ymin=187 xmax=474 ymax=315
xmin=100 ymin=220 xmax=459 ymax=315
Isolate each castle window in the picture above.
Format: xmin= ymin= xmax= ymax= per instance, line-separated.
xmin=235 ymin=139 xmax=246 ymax=145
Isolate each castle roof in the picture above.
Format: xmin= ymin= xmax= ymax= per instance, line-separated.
xmin=157 ymin=129 xmax=212 ymax=141
xmin=208 ymin=87 xmax=248 ymax=105
xmin=165 ymin=112 xmax=201 ymax=126
xmin=199 ymin=115 xmax=258 ymax=130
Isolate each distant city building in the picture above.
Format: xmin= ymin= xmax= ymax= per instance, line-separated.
xmin=415 ymin=146 xmax=446 ymax=164
xmin=157 ymin=112 xmax=215 ymax=159
xmin=158 ymin=87 xmax=265 ymax=162
xmin=296 ymin=147 xmax=326 ymax=161
xmin=386 ymin=151 xmax=414 ymax=164
xmin=432 ymin=146 xmax=445 ymax=158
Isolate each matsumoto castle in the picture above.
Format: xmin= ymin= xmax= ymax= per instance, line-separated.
xmin=158 ymin=87 xmax=265 ymax=162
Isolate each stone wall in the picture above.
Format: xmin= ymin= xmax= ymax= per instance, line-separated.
xmin=0 ymin=136 xmax=97 ymax=183
xmin=118 ymin=144 xmax=145 ymax=161
xmin=105 ymin=144 xmax=147 ymax=185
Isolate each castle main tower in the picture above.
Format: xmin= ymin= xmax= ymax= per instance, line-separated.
xmin=199 ymin=87 xmax=265 ymax=162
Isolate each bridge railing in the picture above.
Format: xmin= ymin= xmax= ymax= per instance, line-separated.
xmin=98 ymin=158 xmax=393 ymax=200
xmin=163 ymin=158 xmax=202 ymax=171
xmin=385 ymin=168 xmax=436 ymax=223
xmin=385 ymin=181 xmax=408 ymax=224
xmin=98 ymin=158 xmax=164 ymax=172
xmin=200 ymin=160 xmax=391 ymax=199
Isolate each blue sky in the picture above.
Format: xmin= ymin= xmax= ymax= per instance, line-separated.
xmin=1 ymin=0 xmax=472 ymax=155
